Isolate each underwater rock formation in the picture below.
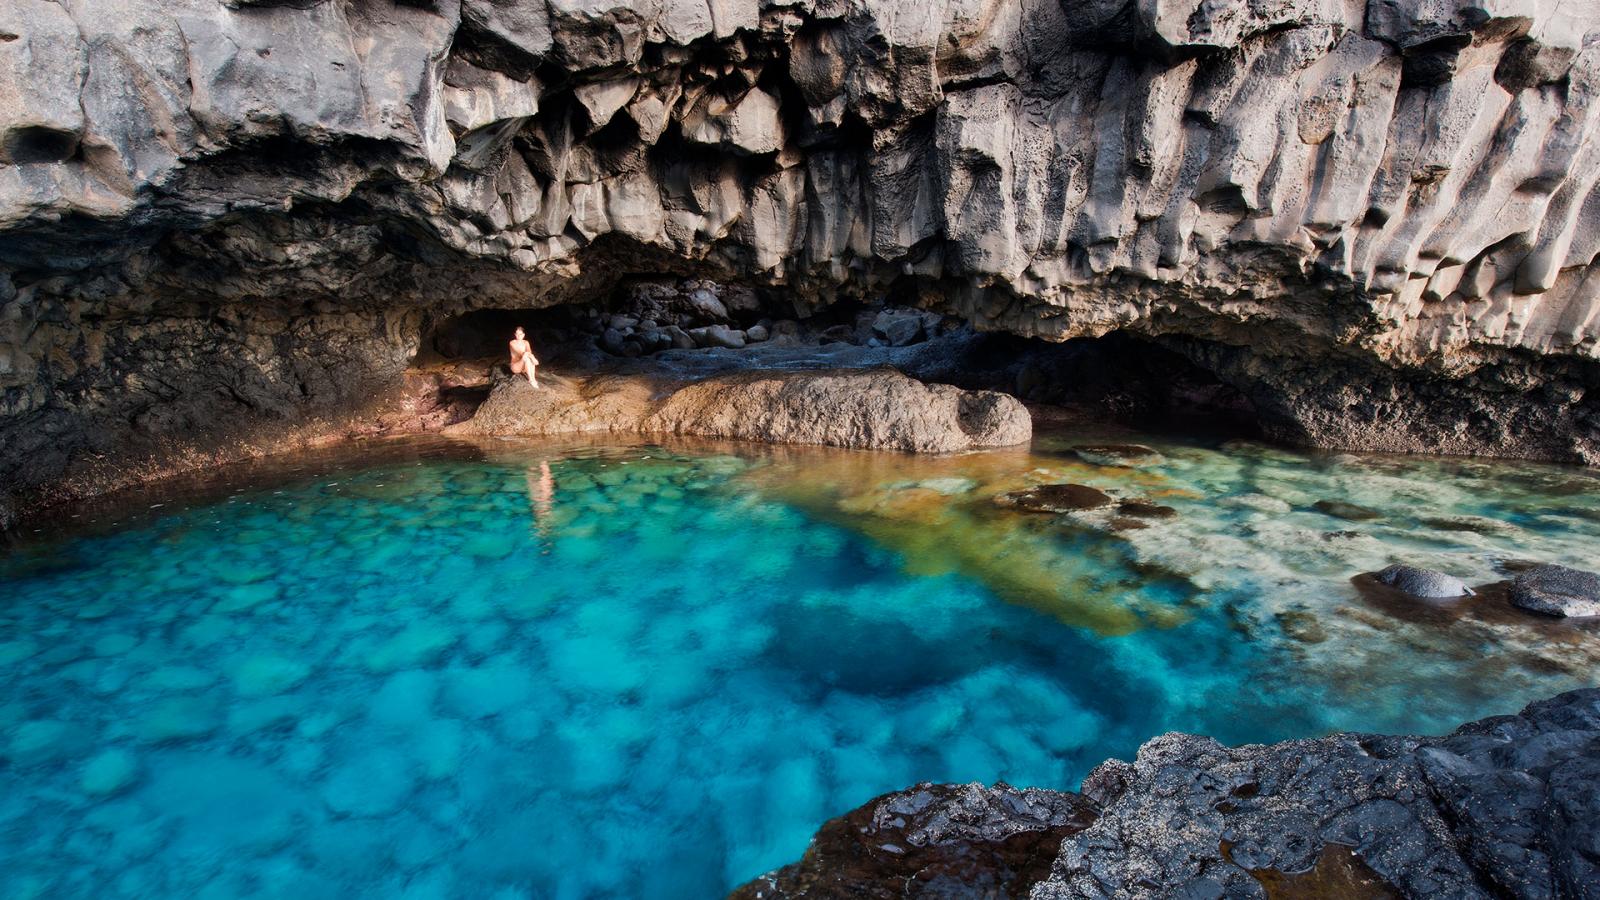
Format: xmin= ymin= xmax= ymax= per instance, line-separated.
xmin=1511 ymin=564 xmax=1600 ymax=618
xmin=449 ymin=365 xmax=1031 ymax=452
xmin=2 ymin=0 xmax=1600 ymax=521
xmin=740 ymin=688 xmax=1600 ymax=899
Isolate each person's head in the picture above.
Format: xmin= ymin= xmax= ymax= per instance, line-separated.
xmin=514 ymin=326 xmax=525 ymax=339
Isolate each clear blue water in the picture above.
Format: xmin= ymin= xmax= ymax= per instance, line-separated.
xmin=1 ymin=434 xmax=1596 ymax=898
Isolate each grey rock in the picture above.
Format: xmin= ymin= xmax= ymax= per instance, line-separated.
xmin=1510 ymin=565 xmax=1600 ymax=618
xmin=742 ymin=688 xmax=1600 ymax=900
xmin=688 ymin=324 xmax=744 ymax=350
xmin=871 ymin=310 xmax=925 ymax=347
xmin=744 ymin=324 xmax=769 ymax=343
xmin=599 ymin=327 xmax=628 ymax=355
xmin=661 ymin=324 xmax=696 ymax=350
xmin=1376 ymin=564 xmax=1475 ymax=599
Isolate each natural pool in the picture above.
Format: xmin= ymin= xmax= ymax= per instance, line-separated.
xmin=2 ymin=431 xmax=1597 ymax=898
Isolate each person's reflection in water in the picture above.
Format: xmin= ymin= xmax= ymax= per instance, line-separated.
xmin=527 ymin=460 xmax=555 ymax=552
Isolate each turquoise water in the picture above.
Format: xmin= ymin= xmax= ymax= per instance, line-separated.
xmin=1 ymin=434 xmax=1597 ymax=898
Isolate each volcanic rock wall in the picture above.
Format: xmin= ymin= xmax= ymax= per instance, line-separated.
xmin=2 ymin=0 xmax=1600 ymax=524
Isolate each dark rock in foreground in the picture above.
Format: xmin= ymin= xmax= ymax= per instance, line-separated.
xmin=733 ymin=783 xmax=1097 ymax=899
xmin=736 ymin=690 xmax=1600 ymax=899
xmin=1511 ymin=565 xmax=1600 ymax=618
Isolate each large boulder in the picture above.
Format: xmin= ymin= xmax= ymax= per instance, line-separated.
xmin=1510 ymin=565 xmax=1600 ymax=618
xmin=647 ymin=368 xmax=1031 ymax=453
xmin=449 ymin=366 xmax=1031 ymax=453
xmin=1375 ymin=564 xmax=1474 ymax=599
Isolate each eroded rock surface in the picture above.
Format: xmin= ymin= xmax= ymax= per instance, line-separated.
xmin=739 ymin=689 xmax=1600 ymax=899
xmin=1376 ymin=563 xmax=1475 ymax=599
xmin=2 ymin=0 xmax=1600 ymax=523
xmin=449 ymin=365 xmax=1032 ymax=452
xmin=1511 ymin=564 xmax=1600 ymax=618
xmin=733 ymin=782 xmax=1098 ymax=899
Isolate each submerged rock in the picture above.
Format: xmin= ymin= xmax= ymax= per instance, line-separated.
xmin=733 ymin=782 xmax=1097 ymax=899
xmin=1314 ymin=499 xmax=1384 ymax=521
xmin=80 ymin=749 xmax=140 ymax=797
xmin=997 ymin=484 xmax=1114 ymax=513
xmin=1375 ymin=564 xmax=1475 ymax=599
xmin=1070 ymin=445 xmax=1162 ymax=467
xmin=1510 ymin=565 xmax=1600 ymax=618
xmin=1116 ymin=500 xmax=1177 ymax=520
xmin=742 ymin=689 xmax=1600 ymax=900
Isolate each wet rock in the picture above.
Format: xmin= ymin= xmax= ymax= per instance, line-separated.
xmin=733 ymin=782 xmax=1098 ymax=900
xmin=1071 ymin=445 xmax=1162 ymax=467
xmin=745 ymin=324 xmax=769 ymax=343
xmin=997 ymin=484 xmax=1114 ymax=513
xmin=1116 ymin=500 xmax=1177 ymax=520
xmin=1510 ymin=565 xmax=1600 ymax=618
xmin=1314 ymin=500 xmax=1384 ymax=521
xmin=1423 ymin=515 xmax=1517 ymax=536
xmin=1375 ymin=564 xmax=1475 ymax=599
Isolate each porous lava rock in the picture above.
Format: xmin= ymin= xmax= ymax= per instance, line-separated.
xmin=732 ymin=782 xmax=1098 ymax=899
xmin=739 ymin=689 xmax=1600 ymax=899
xmin=1510 ymin=564 xmax=1600 ymax=618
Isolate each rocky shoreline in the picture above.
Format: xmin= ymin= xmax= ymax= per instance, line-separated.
xmin=736 ymin=689 xmax=1600 ymax=899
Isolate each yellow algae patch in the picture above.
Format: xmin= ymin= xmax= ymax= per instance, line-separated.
xmin=734 ymin=444 xmax=1193 ymax=636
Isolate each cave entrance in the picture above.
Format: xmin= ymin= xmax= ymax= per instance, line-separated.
xmin=408 ymin=281 xmax=1264 ymax=444
xmin=416 ymin=305 xmax=590 ymax=366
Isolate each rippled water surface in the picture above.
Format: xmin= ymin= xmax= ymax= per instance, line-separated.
xmin=2 ymin=431 xmax=1597 ymax=898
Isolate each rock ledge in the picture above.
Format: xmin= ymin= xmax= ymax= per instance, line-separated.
xmin=738 ymin=689 xmax=1600 ymax=899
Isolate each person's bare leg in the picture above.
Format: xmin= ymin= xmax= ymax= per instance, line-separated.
xmin=522 ymin=353 xmax=539 ymax=388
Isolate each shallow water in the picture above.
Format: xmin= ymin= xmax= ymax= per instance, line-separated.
xmin=2 ymin=431 xmax=1597 ymax=898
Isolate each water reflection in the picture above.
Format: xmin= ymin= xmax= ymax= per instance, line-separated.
xmin=526 ymin=460 xmax=556 ymax=551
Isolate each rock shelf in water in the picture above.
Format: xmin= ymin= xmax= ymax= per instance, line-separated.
xmin=739 ymin=689 xmax=1600 ymax=899
xmin=447 ymin=366 xmax=1031 ymax=453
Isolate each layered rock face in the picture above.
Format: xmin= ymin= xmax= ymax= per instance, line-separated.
xmin=3 ymin=0 xmax=1600 ymax=523
xmin=739 ymin=688 xmax=1600 ymax=898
